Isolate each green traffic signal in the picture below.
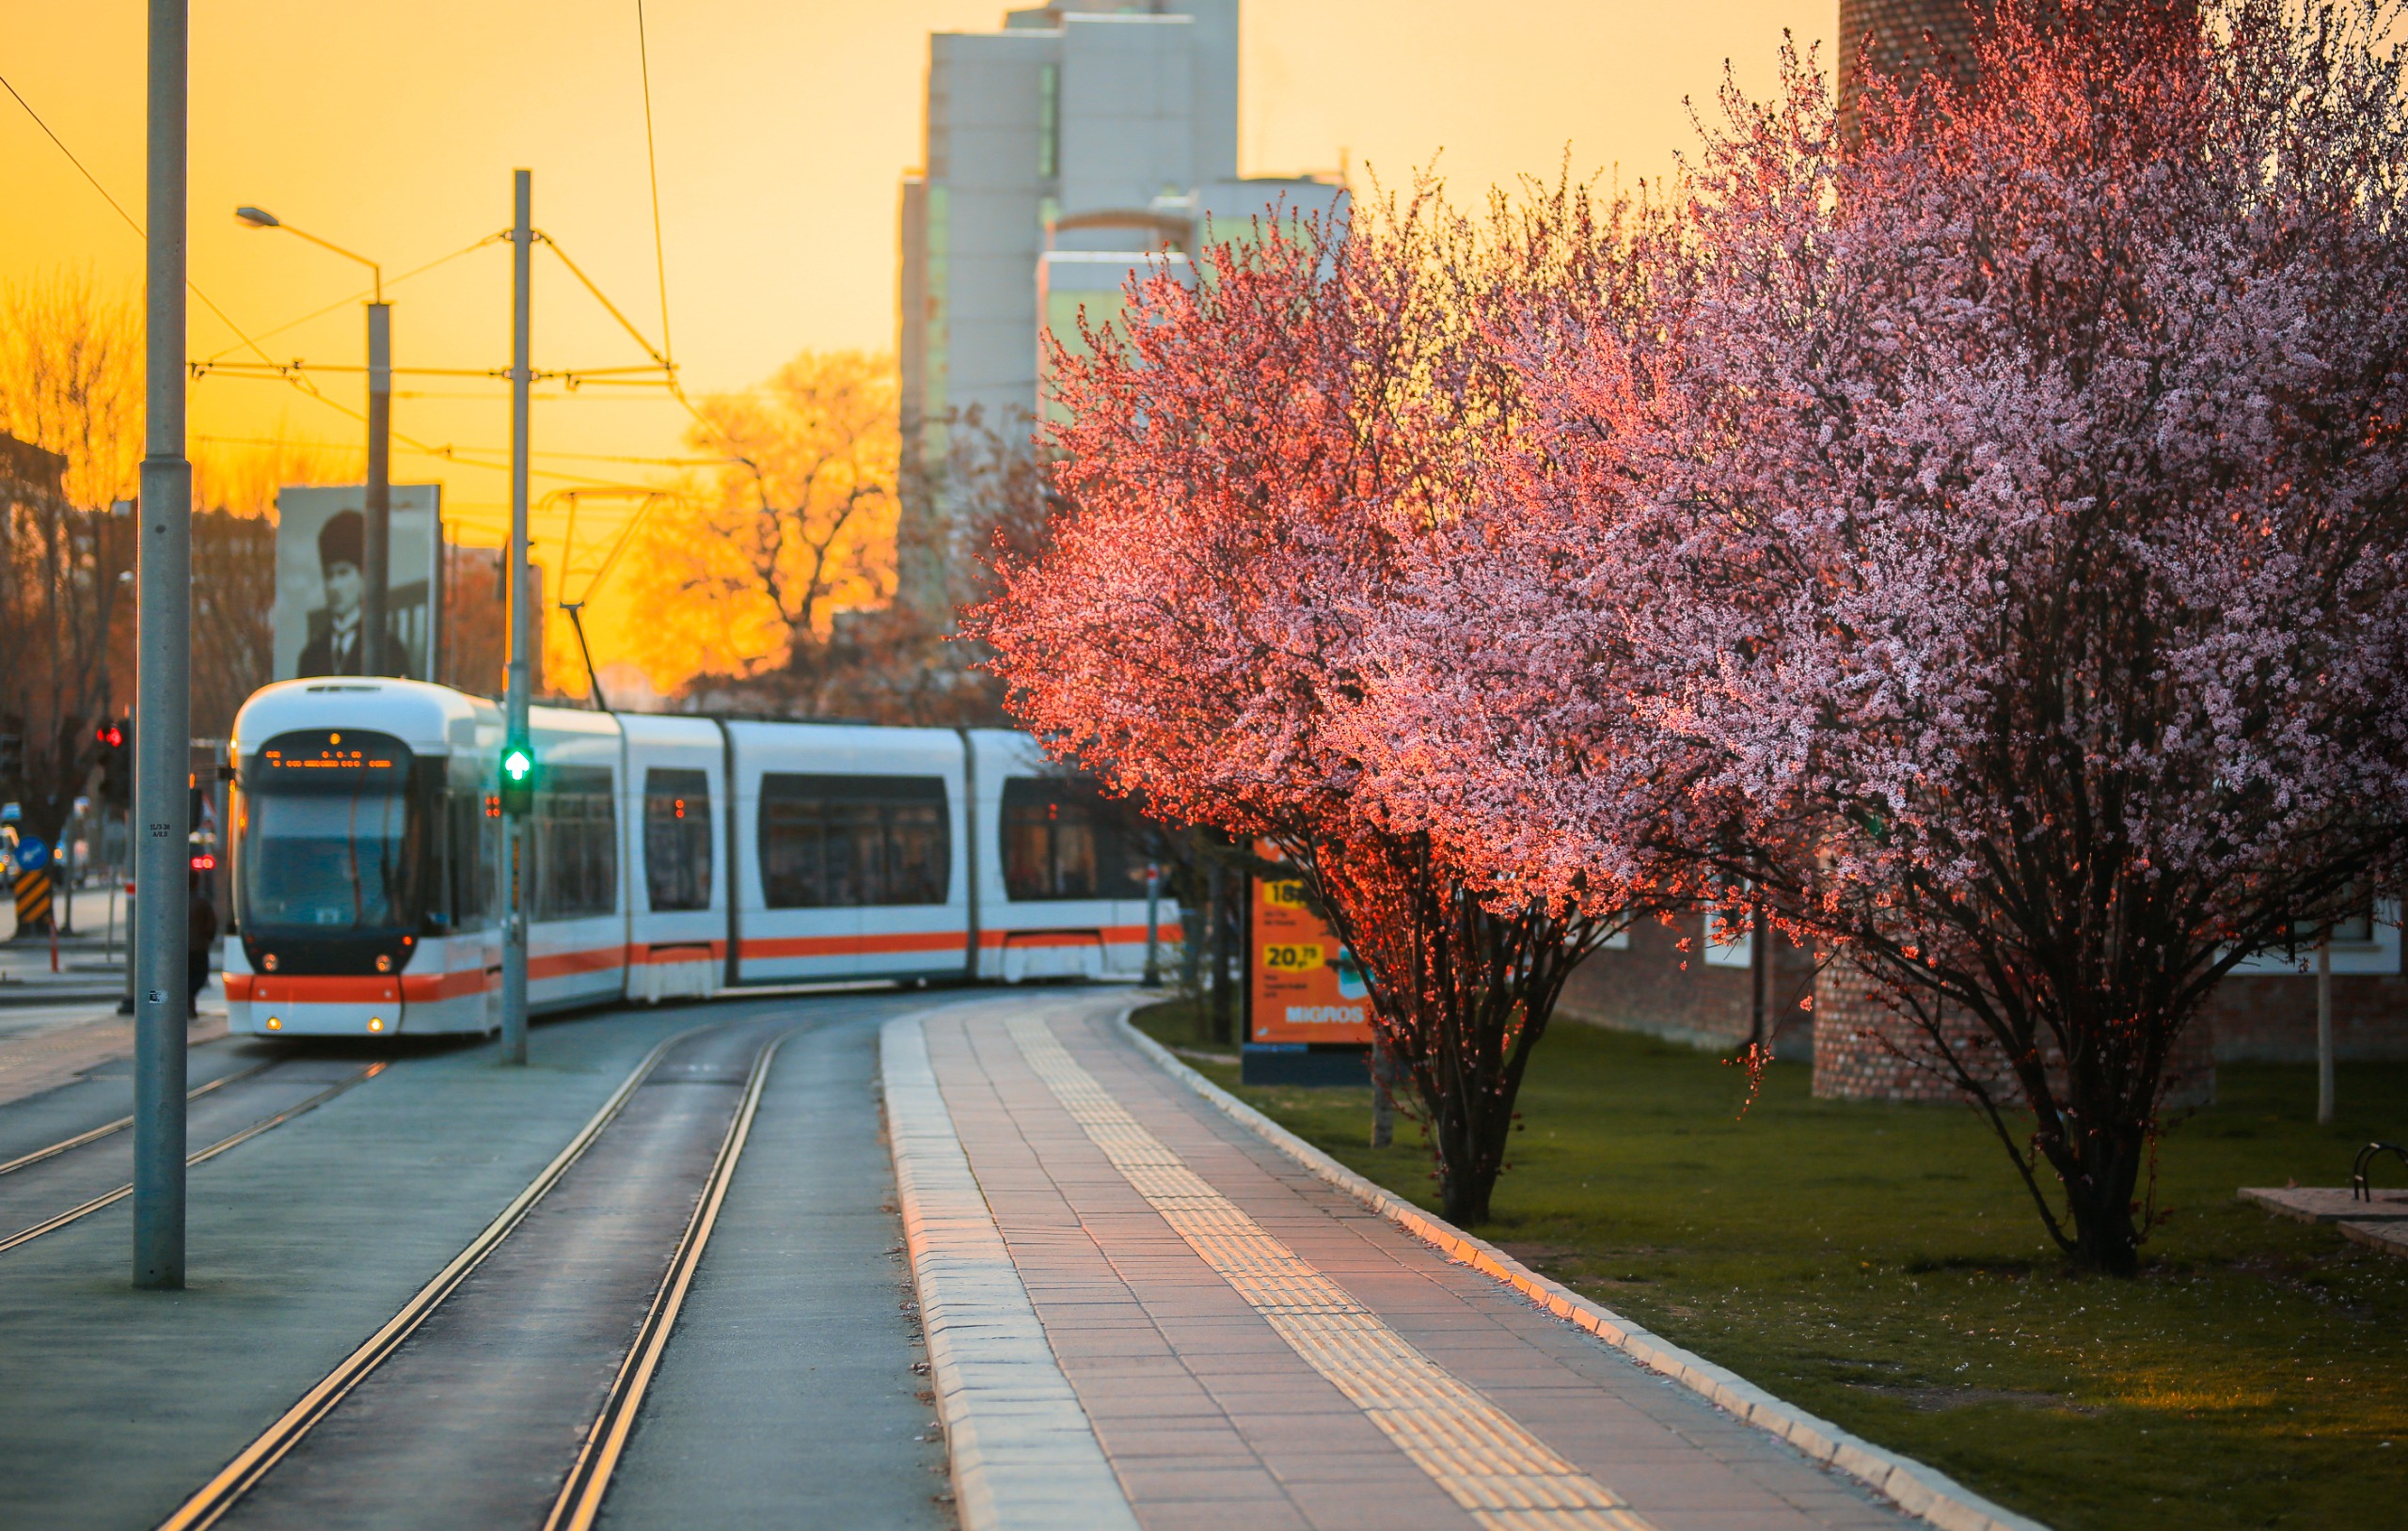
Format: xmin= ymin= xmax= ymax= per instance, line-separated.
xmin=499 ymin=739 xmax=536 ymax=816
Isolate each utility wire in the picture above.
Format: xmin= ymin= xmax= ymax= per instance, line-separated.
xmin=193 ymin=432 xmax=711 ymax=469
xmin=8 ymin=61 xmax=730 ymax=504
xmin=198 ymin=234 xmax=506 ymax=364
xmin=2 ymin=66 xmax=288 ymax=378
xmin=636 ymin=0 xmax=673 ymax=368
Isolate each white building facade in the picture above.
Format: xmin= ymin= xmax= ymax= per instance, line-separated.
xmin=897 ymin=1 xmax=1342 ymax=614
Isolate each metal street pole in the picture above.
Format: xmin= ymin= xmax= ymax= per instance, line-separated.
xmin=1142 ymin=864 xmax=1162 ymax=986
xmin=363 ymin=300 xmax=392 ymax=675
xmin=2316 ymin=936 xmax=2335 ymax=1126
xmin=500 ymin=168 xmax=532 ymax=1067
xmin=231 ymin=210 xmax=386 ymax=670
xmin=134 ymin=0 xmax=192 ymax=1290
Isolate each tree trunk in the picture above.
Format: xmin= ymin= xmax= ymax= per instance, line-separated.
xmin=1293 ymin=829 xmax=1608 ymax=1230
xmin=2052 ymin=1128 xmax=2147 ymax=1277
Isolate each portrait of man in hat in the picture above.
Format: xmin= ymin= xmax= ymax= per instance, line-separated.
xmin=295 ymin=509 xmax=374 ymax=677
xmin=275 ymin=485 xmax=436 ymax=684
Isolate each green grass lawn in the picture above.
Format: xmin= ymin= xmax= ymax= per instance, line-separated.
xmin=1132 ymin=999 xmax=2408 ymax=1530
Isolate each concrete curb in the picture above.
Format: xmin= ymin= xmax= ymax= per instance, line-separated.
xmin=1116 ymin=1010 xmax=2052 ymax=1531
xmin=879 ymin=1013 xmax=1138 ymax=1531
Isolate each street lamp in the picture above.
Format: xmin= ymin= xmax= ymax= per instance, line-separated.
xmin=236 ymin=205 xmax=393 ymax=675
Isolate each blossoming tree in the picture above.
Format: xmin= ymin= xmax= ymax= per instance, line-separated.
xmin=971 ymin=203 xmax=1635 ymax=1225
xmin=1353 ymin=2 xmax=2408 ymax=1273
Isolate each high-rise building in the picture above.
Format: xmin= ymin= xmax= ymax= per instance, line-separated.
xmin=896 ymin=1 xmax=1340 ymax=616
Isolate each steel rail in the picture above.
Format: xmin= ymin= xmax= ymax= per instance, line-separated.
xmin=0 ymin=1061 xmax=277 ymax=1178
xmin=0 ymin=1063 xmax=387 ymax=1256
xmin=153 ymin=1023 xmax=726 ymax=1531
xmin=543 ymin=1029 xmax=790 ymax=1531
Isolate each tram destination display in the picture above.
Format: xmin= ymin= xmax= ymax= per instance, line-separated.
xmin=272 ymin=484 xmax=444 ymax=682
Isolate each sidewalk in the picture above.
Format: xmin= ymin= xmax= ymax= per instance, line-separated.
xmin=0 ymin=1000 xmax=227 ymax=1108
xmin=892 ymin=993 xmax=2001 ymax=1531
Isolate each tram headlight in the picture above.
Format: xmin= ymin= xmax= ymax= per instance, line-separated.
xmin=369 ymin=1017 xmax=385 ymax=1033
xmin=266 ymin=1017 xmax=281 ymax=1030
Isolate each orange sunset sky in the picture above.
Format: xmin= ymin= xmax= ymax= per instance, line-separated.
xmin=2 ymin=1 xmax=1831 ymax=685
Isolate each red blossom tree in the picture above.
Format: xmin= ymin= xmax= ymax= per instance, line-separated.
xmin=1349 ymin=1 xmax=2408 ymax=1273
xmin=970 ymin=202 xmax=1636 ymax=1225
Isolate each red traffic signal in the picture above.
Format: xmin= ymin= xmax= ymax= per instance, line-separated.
xmin=95 ymin=723 xmax=124 ymax=750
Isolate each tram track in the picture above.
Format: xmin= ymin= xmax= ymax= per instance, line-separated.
xmin=0 ymin=1060 xmax=277 ymax=1178
xmin=0 ymin=1060 xmax=388 ymax=1256
xmin=160 ymin=1015 xmax=793 ymax=1531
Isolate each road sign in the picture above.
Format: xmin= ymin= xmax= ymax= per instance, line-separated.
xmin=14 ymin=868 xmax=53 ymax=933
xmin=12 ymin=835 xmax=48 ymax=874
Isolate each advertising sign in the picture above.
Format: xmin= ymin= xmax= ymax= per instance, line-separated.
xmin=1248 ymin=864 xmax=1375 ymax=1047
xmin=272 ymin=484 xmax=444 ymax=683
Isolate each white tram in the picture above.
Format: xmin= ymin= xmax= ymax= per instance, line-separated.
xmin=223 ymin=678 xmax=1179 ymax=1037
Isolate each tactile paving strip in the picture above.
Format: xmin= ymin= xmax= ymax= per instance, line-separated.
xmin=1007 ymin=1017 xmax=1657 ymax=1531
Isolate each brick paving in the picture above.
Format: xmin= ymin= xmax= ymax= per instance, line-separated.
xmin=921 ymin=994 xmax=1919 ymax=1531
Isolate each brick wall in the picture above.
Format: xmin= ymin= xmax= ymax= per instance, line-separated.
xmin=1838 ymin=0 xmax=1986 ymax=131
xmin=2199 ymin=972 xmax=2408 ymax=1062
xmin=1812 ymin=956 xmax=2220 ymax=1108
xmin=1564 ymin=904 xmax=2403 ymax=1094
xmin=1557 ymin=912 xmax=1816 ymax=1057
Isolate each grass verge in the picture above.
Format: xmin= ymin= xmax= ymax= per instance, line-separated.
xmin=1131 ymin=998 xmax=2408 ymax=1531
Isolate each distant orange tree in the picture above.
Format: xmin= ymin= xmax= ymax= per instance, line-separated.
xmin=626 ymin=349 xmax=900 ymax=705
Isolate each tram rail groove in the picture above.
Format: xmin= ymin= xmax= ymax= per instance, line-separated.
xmin=0 ymin=1061 xmax=277 ymax=1178
xmin=544 ymin=1029 xmax=792 ymax=1531
xmin=154 ymin=1021 xmax=730 ymax=1531
xmin=0 ymin=1064 xmax=387 ymax=1256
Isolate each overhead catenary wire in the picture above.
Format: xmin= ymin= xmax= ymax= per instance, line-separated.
xmin=9 ymin=56 xmax=739 ymax=508
xmin=197 ymin=234 xmax=507 ymax=364
xmin=636 ymin=0 xmax=674 ymax=369
xmin=0 ymin=66 xmax=281 ymax=380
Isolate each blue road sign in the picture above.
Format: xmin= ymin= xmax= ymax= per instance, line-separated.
xmin=12 ymin=835 xmax=48 ymax=873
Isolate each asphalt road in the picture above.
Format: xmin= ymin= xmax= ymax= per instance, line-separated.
xmin=0 ymin=989 xmax=950 ymax=1531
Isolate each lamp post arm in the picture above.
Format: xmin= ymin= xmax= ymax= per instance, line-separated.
xmin=277 ymin=224 xmax=381 ymax=301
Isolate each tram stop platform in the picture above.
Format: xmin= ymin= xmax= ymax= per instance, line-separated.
xmin=885 ymin=993 xmax=2047 ymax=1531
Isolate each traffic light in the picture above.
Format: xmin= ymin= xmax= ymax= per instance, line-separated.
xmin=498 ymin=734 xmax=536 ymax=817
xmin=95 ymin=718 xmax=132 ymax=810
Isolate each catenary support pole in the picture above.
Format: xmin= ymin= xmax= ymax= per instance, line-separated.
xmin=500 ymin=168 xmax=532 ymax=1067
xmin=2316 ymin=936 xmax=2334 ymax=1127
xmin=362 ymin=300 xmax=392 ymax=674
xmin=1205 ymin=858 xmax=1228 ymax=1045
xmin=1142 ymin=865 xmax=1162 ymax=986
xmin=133 ymin=0 xmax=192 ymax=1290
xmin=1750 ymin=904 xmax=1770 ymax=1053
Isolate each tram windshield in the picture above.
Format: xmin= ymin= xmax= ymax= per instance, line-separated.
xmin=238 ymin=730 xmax=426 ymax=935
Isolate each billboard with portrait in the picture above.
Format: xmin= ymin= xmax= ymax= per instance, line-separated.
xmin=1248 ymin=861 xmax=1376 ymax=1047
xmin=272 ymin=485 xmax=442 ymax=682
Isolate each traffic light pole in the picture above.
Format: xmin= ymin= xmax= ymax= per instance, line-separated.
xmin=499 ymin=168 xmax=532 ymax=1067
xmin=134 ymin=0 xmax=192 ymax=1289
xmin=362 ymin=300 xmax=392 ymax=675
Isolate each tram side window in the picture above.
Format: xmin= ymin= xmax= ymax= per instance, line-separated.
xmin=1001 ymin=777 xmax=1150 ymax=902
xmin=533 ymin=765 xmax=618 ymax=919
xmin=644 ymin=767 xmax=713 ymax=912
xmin=757 ymin=774 xmax=948 ymax=908
xmin=446 ymin=789 xmax=490 ymax=931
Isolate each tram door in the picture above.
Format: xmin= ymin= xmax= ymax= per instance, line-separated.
xmin=525 ymin=750 xmax=627 ymax=1010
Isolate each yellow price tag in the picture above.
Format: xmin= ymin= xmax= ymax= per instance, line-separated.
xmin=1262 ymin=942 xmax=1324 ymax=972
xmin=1264 ymin=879 xmax=1309 ymax=908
